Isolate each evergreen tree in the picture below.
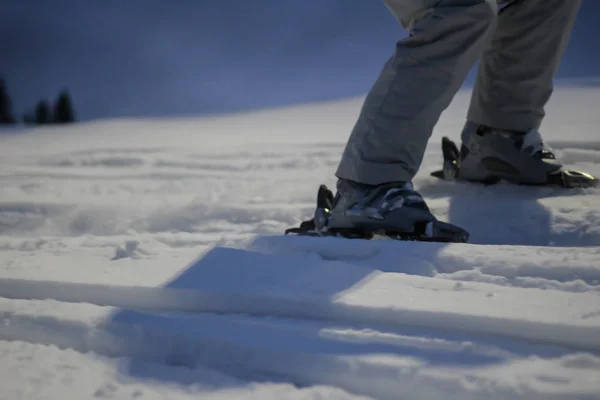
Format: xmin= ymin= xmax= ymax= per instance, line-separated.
xmin=0 ymin=78 xmax=16 ymax=124
xmin=35 ymin=100 xmax=51 ymax=125
xmin=53 ymin=90 xmax=75 ymax=123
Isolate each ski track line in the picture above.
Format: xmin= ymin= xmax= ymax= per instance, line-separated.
xmin=0 ymin=278 xmax=599 ymax=352
xmin=0 ymin=311 xmax=541 ymax=400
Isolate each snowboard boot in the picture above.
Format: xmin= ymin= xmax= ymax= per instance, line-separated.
xmin=285 ymin=180 xmax=469 ymax=243
xmin=431 ymin=121 xmax=599 ymax=188
xmin=458 ymin=122 xmax=562 ymax=185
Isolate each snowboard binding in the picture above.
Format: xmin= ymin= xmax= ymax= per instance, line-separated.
xmin=431 ymin=136 xmax=599 ymax=189
xmin=285 ymin=184 xmax=469 ymax=243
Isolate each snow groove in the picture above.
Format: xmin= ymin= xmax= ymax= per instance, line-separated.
xmin=0 ymin=311 xmax=528 ymax=400
xmin=0 ymin=277 xmax=599 ymax=352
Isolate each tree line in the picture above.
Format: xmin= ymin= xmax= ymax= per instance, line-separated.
xmin=0 ymin=77 xmax=76 ymax=126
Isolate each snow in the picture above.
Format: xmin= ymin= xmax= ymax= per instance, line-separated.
xmin=1 ymin=86 xmax=600 ymax=399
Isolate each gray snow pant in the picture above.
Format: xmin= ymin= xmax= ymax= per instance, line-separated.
xmin=335 ymin=0 xmax=581 ymax=185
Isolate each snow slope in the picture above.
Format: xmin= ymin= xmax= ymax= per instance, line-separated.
xmin=1 ymin=87 xmax=600 ymax=399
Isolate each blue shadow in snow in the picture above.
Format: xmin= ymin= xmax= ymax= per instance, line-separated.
xmin=106 ymin=243 xmax=569 ymax=390
xmin=418 ymin=178 xmax=600 ymax=246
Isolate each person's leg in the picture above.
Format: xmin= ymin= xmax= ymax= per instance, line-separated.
xmin=335 ymin=0 xmax=497 ymax=186
xmin=458 ymin=0 xmax=582 ymax=184
xmin=466 ymin=0 xmax=582 ymax=132
xmin=319 ymin=0 xmax=496 ymax=241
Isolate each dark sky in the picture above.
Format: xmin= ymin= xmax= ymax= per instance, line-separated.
xmin=2 ymin=1 xmax=599 ymax=121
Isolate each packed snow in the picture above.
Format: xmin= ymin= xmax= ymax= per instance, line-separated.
xmin=1 ymin=86 xmax=600 ymax=399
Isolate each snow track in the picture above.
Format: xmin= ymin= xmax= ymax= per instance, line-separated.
xmin=2 ymin=239 xmax=600 ymax=398
xmin=0 ymin=307 xmax=556 ymax=400
xmin=1 ymin=268 xmax=599 ymax=352
xmin=1 ymin=281 xmax=599 ymax=400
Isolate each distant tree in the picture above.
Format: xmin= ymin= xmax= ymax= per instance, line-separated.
xmin=23 ymin=112 xmax=36 ymax=125
xmin=53 ymin=90 xmax=75 ymax=123
xmin=35 ymin=100 xmax=51 ymax=125
xmin=0 ymin=78 xmax=16 ymax=125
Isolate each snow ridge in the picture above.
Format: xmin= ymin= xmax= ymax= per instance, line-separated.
xmin=0 ymin=272 xmax=598 ymax=352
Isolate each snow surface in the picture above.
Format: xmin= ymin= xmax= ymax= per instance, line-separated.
xmin=1 ymin=87 xmax=600 ymax=399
